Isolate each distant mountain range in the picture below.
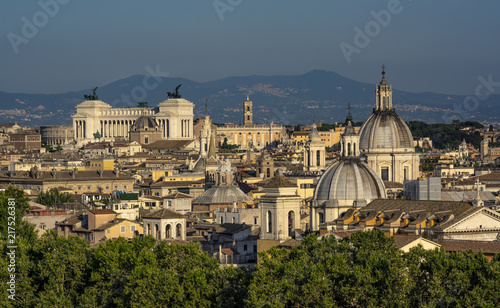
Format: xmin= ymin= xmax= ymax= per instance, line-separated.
xmin=1 ymin=70 xmax=499 ymax=127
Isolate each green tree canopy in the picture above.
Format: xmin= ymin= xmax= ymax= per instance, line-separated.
xmin=35 ymin=188 xmax=75 ymax=209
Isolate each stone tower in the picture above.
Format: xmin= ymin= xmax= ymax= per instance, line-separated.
xmin=481 ymin=139 xmax=489 ymax=160
xmin=243 ymin=95 xmax=253 ymax=126
xmin=259 ymin=176 xmax=301 ymax=241
xmin=256 ymin=151 xmax=275 ymax=179
xmin=303 ymin=122 xmax=326 ymax=172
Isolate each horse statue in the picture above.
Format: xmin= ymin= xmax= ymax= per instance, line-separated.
xmin=84 ymin=86 xmax=99 ymax=100
xmin=167 ymin=84 xmax=182 ymax=98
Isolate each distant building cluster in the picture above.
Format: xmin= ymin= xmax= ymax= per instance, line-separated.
xmin=1 ymin=69 xmax=499 ymax=266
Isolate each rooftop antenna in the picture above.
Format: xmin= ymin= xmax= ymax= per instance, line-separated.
xmin=205 ymin=99 xmax=208 ymax=116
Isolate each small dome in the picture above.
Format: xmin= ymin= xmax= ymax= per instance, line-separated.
xmin=313 ymin=157 xmax=386 ymax=206
xmin=358 ymin=109 xmax=413 ymax=150
xmin=192 ymin=186 xmax=251 ymax=205
xmin=132 ymin=116 xmax=158 ymax=131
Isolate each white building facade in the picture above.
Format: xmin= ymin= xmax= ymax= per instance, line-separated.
xmin=72 ymin=98 xmax=194 ymax=147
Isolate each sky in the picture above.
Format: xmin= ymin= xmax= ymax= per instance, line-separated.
xmin=1 ymin=0 xmax=499 ymax=95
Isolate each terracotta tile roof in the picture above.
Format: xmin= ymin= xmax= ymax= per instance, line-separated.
xmin=220 ymin=247 xmax=239 ymax=255
xmin=215 ymin=223 xmax=251 ymax=235
xmin=473 ymin=172 xmax=500 ymax=182
xmin=383 ymin=181 xmax=404 ymax=188
xmin=164 ymin=192 xmax=193 ymax=199
xmin=436 ymin=240 xmax=500 ymax=254
xmin=144 ymin=140 xmax=193 ymax=149
xmin=150 ymin=179 xmax=204 ymax=187
xmin=392 ymin=235 xmax=425 ymax=249
xmin=142 ymin=208 xmax=186 ymax=219
xmin=89 ymin=209 xmax=116 ymax=215
xmin=0 ymin=170 xmax=133 ymax=181
xmin=263 ymin=176 xmax=296 ymax=188
xmin=93 ymin=218 xmax=138 ymax=231
xmin=277 ymin=239 xmax=301 ymax=248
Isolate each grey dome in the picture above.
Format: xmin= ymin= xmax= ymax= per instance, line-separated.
xmin=192 ymin=186 xmax=251 ymax=205
xmin=313 ymin=157 xmax=386 ymax=206
xmin=132 ymin=116 xmax=158 ymax=131
xmin=358 ymin=109 xmax=413 ymax=150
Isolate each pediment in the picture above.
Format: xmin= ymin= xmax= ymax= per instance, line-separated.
xmin=444 ymin=208 xmax=500 ymax=232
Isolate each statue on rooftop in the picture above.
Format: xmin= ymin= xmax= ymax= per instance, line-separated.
xmin=167 ymin=84 xmax=182 ymax=98
xmin=84 ymin=87 xmax=99 ymax=100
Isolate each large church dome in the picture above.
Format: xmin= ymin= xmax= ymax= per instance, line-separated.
xmin=313 ymin=157 xmax=387 ymax=207
xmin=358 ymin=109 xmax=414 ymax=150
xmin=359 ymin=69 xmax=414 ymax=151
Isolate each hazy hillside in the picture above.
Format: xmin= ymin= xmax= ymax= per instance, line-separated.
xmin=0 ymin=70 xmax=498 ymax=127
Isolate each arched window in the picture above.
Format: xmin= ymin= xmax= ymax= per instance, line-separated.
xmin=318 ymin=212 xmax=324 ymax=224
xmin=176 ymin=223 xmax=182 ymax=238
xmin=316 ymin=151 xmax=321 ymax=166
xmin=147 ymin=223 xmax=151 ymax=235
xmin=165 ymin=224 xmax=171 ymax=239
xmin=155 ymin=224 xmax=160 ymax=240
xmin=266 ymin=168 xmax=271 ymax=178
xmin=288 ymin=211 xmax=295 ymax=237
xmin=267 ymin=211 xmax=272 ymax=233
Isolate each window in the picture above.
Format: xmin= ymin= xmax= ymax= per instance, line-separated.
xmin=253 ymin=245 xmax=257 ymax=253
xmin=381 ymin=167 xmax=389 ymax=181
xmin=254 ymin=217 xmax=258 ymax=225
xmin=131 ymin=225 xmax=136 ymax=232
xmin=267 ymin=211 xmax=272 ymax=233
xmin=145 ymin=136 xmax=149 ymax=144
xmin=107 ymin=229 xmax=110 ymax=234
xmin=244 ymin=244 xmax=247 ymax=251
xmin=120 ymin=226 xmax=125 ymax=233
xmin=78 ymin=187 xmax=81 ymax=191
xmin=87 ymin=186 xmax=91 ymax=190
xmin=220 ymin=217 xmax=223 ymax=224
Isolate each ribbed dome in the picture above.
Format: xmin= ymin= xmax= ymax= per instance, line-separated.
xmin=313 ymin=157 xmax=386 ymax=206
xmin=131 ymin=116 xmax=158 ymax=131
xmin=192 ymin=186 xmax=251 ymax=205
xmin=359 ymin=109 xmax=413 ymax=150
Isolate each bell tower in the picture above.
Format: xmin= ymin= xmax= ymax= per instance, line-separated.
xmin=243 ymin=95 xmax=253 ymax=126
xmin=376 ymin=65 xmax=393 ymax=111
xmin=303 ymin=122 xmax=326 ymax=172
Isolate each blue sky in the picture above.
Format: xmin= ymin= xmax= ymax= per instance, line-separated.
xmin=1 ymin=0 xmax=499 ymax=95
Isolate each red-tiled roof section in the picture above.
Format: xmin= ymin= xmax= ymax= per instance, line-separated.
xmin=220 ymin=248 xmax=239 ymax=255
xmin=436 ymin=240 xmax=500 ymax=255
xmin=142 ymin=208 xmax=186 ymax=219
xmin=89 ymin=209 xmax=116 ymax=215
